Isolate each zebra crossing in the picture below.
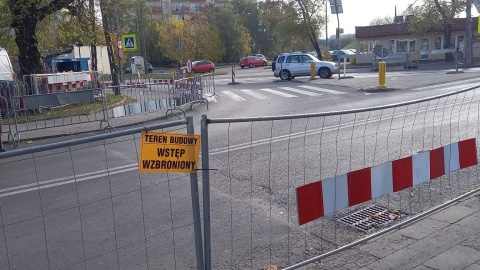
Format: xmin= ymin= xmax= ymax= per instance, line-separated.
xmin=220 ymin=85 xmax=348 ymax=101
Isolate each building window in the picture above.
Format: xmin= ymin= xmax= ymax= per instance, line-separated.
xmin=172 ymin=2 xmax=183 ymax=11
xmin=456 ymin=36 xmax=464 ymax=48
xmin=397 ymin=40 xmax=408 ymax=53
xmin=163 ymin=14 xmax=169 ymax=20
xmin=162 ymin=2 xmax=168 ymax=9
xmin=435 ymin=37 xmax=442 ymax=50
xmin=388 ymin=39 xmax=416 ymax=53
xmin=190 ymin=3 xmax=201 ymax=11
xmin=369 ymin=40 xmax=378 ymax=53
xmin=421 ymin=37 xmax=429 ymax=51
xmin=358 ymin=41 xmax=368 ymax=53
xmin=389 ymin=40 xmax=395 ymax=53
xmin=409 ymin=40 xmax=416 ymax=52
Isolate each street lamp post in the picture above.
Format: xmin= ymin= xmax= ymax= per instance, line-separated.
xmin=329 ymin=0 xmax=343 ymax=80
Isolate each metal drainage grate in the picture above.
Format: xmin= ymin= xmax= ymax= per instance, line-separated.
xmin=335 ymin=205 xmax=406 ymax=232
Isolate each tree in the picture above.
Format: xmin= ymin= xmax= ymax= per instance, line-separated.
xmin=409 ymin=0 xmax=465 ymax=61
xmin=6 ymin=0 xmax=84 ymax=76
xmin=370 ymin=16 xmax=393 ymax=26
xmin=208 ymin=7 xmax=251 ymax=63
xmin=157 ymin=17 xmax=225 ymax=63
xmin=294 ymin=0 xmax=325 ymax=59
xmin=257 ymin=0 xmax=301 ymax=57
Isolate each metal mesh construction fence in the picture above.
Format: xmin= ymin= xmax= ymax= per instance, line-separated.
xmin=200 ymin=86 xmax=480 ymax=269
xmin=0 ymin=117 xmax=204 ymax=270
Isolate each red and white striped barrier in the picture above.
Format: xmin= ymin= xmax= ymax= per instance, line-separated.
xmin=153 ymin=79 xmax=175 ymax=84
xmin=47 ymin=80 xmax=87 ymax=93
xmin=296 ymin=138 xmax=478 ymax=225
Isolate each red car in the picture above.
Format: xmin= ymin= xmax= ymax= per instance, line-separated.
xmin=185 ymin=60 xmax=215 ymax=73
xmin=239 ymin=56 xmax=267 ymax=68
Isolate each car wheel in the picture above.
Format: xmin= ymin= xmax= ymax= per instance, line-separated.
xmin=318 ymin=67 xmax=332 ymax=79
xmin=263 ymin=62 xmax=267 ymax=66
xmin=191 ymin=69 xmax=196 ymax=74
xmin=249 ymin=63 xmax=253 ymax=68
xmin=240 ymin=65 xmax=245 ymax=69
xmin=209 ymin=68 xmax=214 ymax=73
xmin=280 ymin=69 xmax=291 ymax=80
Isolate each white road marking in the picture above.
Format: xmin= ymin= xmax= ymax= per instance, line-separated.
xmin=260 ymin=88 xmax=297 ymax=98
xmin=298 ymin=85 xmax=346 ymax=95
xmin=278 ymin=87 xmax=321 ymax=96
xmin=240 ymin=90 xmax=269 ymax=99
xmin=222 ymin=91 xmax=246 ymax=101
xmin=412 ymin=77 xmax=480 ymax=91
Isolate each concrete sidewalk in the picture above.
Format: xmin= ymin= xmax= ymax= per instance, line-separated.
xmin=302 ymin=193 xmax=480 ymax=270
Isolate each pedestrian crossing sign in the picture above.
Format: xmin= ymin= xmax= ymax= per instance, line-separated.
xmin=122 ymin=34 xmax=137 ymax=52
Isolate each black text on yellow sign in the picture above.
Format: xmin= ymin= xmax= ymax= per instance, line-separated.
xmin=139 ymin=131 xmax=201 ymax=173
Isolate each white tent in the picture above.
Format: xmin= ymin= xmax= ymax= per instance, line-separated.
xmin=0 ymin=47 xmax=14 ymax=81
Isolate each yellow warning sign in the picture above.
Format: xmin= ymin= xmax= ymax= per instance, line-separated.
xmin=139 ymin=131 xmax=201 ymax=173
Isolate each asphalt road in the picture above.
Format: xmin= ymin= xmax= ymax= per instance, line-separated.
xmin=2 ymin=65 xmax=480 ymax=269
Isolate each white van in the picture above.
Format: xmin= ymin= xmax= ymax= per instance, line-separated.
xmin=0 ymin=47 xmax=14 ymax=81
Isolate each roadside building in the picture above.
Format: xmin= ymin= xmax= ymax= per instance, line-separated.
xmin=146 ymin=0 xmax=233 ymax=20
xmin=355 ymin=16 xmax=480 ymax=65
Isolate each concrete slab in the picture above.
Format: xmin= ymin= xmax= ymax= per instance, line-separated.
xmin=411 ymin=265 xmax=436 ymax=270
xmin=464 ymin=264 xmax=480 ymax=270
xmin=456 ymin=215 xmax=480 ymax=229
xmin=366 ymin=246 xmax=431 ymax=270
xmin=423 ymin=245 xmax=480 ymax=270
xmin=429 ymin=204 xmax=478 ymax=223
xmin=319 ymin=248 xmax=379 ymax=269
xmin=397 ymin=217 xmax=450 ymax=240
xmin=359 ymin=232 xmax=416 ymax=258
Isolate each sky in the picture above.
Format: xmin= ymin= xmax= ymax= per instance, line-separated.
xmin=325 ymin=0 xmax=480 ymax=38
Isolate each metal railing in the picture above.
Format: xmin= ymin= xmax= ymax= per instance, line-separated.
xmin=0 ymin=117 xmax=204 ymax=270
xmin=200 ymin=85 xmax=480 ymax=269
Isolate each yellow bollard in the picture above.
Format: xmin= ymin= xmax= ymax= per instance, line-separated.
xmin=378 ymin=61 xmax=386 ymax=89
xmin=310 ymin=61 xmax=316 ymax=80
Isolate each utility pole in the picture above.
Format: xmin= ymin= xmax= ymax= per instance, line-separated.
xmin=465 ymin=0 xmax=473 ymax=65
xmin=89 ymin=0 xmax=98 ymax=72
xmin=325 ymin=0 xmax=328 ymax=50
xmin=99 ymin=0 xmax=120 ymax=95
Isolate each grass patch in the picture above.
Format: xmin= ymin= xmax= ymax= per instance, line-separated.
xmin=7 ymin=94 xmax=136 ymax=124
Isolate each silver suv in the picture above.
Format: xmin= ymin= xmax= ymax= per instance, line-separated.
xmin=273 ymin=53 xmax=339 ymax=80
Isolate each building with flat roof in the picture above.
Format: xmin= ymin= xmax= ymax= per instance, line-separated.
xmin=355 ymin=16 xmax=480 ymax=65
xmin=146 ymin=0 xmax=232 ymax=20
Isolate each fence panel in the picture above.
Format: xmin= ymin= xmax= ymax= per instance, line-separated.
xmin=0 ymin=118 xmax=203 ymax=270
xmin=11 ymin=85 xmax=112 ymax=141
xmin=108 ymin=74 xmax=213 ymax=119
xmin=0 ymin=84 xmax=17 ymax=147
xmin=201 ymin=86 xmax=480 ymax=269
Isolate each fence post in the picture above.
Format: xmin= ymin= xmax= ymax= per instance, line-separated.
xmin=231 ymin=65 xmax=235 ymax=84
xmin=201 ymin=114 xmax=211 ymax=270
xmin=187 ymin=116 xmax=205 ymax=270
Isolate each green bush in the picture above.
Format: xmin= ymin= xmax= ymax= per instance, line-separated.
xmin=350 ymin=58 xmax=356 ymax=65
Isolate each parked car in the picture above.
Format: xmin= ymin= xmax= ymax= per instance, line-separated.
xmin=187 ymin=60 xmax=215 ymax=73
xmin=330 ymin=50 xmax=355 ymax=62
xmin=124 ymin=62 xmax=154 ymax=74
xmin=273 ymin=52 xmax=339 ymax=80
xmin=255 ymin=54 xmax=267 ymax=60
xmin=239 ymin=56 xmax=267 ymax=68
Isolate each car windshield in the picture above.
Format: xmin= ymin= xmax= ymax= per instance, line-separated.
xmin=240 ymin=57 xmax=247 ymax=61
